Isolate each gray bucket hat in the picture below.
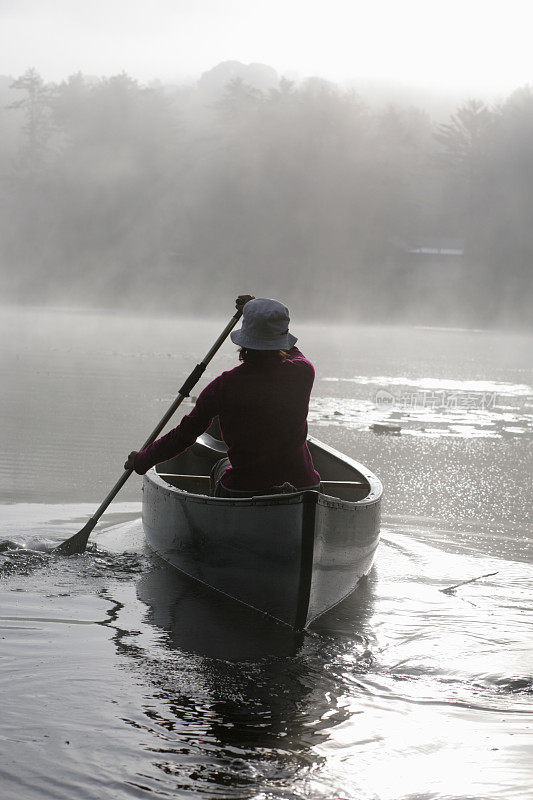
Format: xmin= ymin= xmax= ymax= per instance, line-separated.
xmin=230 ymin=298 xmax=298 ymax=350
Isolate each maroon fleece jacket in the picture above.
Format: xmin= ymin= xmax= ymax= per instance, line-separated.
xmin=134 ymin=347 xmax=320 ymax=491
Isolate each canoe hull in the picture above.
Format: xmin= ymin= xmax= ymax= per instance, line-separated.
xmin=142 ymin=436 xmax=381 ymax=628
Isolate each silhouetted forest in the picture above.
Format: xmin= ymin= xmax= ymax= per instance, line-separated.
xmin=0 ymin=62 xmax=531 ymax=327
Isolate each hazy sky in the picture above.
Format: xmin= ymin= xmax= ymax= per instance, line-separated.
xmin=0 ymin=0 xmax=530 ymax=96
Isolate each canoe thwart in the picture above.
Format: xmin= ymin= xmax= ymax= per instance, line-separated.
xmin=158 ymin=473 xmax=210 ymax=482
xmin=157 ymin=474 xmax=366 ymax=488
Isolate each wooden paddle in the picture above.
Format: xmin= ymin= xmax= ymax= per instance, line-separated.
xmin=55 ymin=299 xmax=249 ymax=555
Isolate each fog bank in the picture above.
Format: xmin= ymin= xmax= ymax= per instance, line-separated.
xmin=1 ymin=62 xmax=531 ymax=329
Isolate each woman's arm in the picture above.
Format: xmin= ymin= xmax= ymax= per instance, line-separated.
xmin=126 ymin=377 xmax=222 ymax=475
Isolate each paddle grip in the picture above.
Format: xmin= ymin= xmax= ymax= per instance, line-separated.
xmin=179 ymin=363 xmax=207 ymax=397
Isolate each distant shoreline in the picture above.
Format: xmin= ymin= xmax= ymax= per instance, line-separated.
xmin=2 ymin=302 xmax=531 ymax=336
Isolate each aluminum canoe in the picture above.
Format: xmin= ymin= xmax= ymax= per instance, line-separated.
xmin=142 ymin=433 xmax=382 ymax=629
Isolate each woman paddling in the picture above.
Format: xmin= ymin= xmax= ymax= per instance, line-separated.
xmin=124 ymin=296 xmax=320 ymax=497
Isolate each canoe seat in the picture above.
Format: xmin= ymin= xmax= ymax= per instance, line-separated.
xmin=191 ymin=433 xmax=228 ymax=456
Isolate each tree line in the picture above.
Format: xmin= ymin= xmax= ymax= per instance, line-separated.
xmin=1 ymin=67 xmax=531 ymax=327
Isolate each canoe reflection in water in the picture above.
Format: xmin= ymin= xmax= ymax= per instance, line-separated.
xmin=131 ymin=554 xmax=377 ymax=787
xmin=136 ymin=557 xmax=305 ymax=661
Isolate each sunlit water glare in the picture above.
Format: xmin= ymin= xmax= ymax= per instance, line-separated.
xmin=1 ymin=307 xmax=531 ymax=800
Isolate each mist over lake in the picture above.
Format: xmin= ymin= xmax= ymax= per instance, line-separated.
xmin=1 ymin=61 xmax=532 ymax=328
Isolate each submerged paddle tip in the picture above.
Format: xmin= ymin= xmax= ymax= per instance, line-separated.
xmin=54 ymin=521 xmax=95 ymax=556
xmin=54 ymin=539 xmax=86 ymax=556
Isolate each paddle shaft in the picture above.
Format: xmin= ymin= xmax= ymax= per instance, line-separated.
xmin=56 ymin=306 xmax=243 ymax=553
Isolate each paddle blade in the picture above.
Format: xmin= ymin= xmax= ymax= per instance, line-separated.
xmin=54 ymin=518 xmax=97 ymax=556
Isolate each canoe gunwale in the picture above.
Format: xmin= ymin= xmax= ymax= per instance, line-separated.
xmin=148 ymin=434 xmax=382 ymax=510
xmin=146 ymin=469 xmax=381 ymax=512
xmin=307 ymin=435 xmax=382 ymax=506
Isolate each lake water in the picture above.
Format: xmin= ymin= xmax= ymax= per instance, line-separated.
xmin=1 ymin=306 xmax=532 ymax=800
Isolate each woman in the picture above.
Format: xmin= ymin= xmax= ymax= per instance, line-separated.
xmin=125 ymin=296 xmax=320 ymax=496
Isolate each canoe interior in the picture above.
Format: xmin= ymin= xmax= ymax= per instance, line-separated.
xmin=155 ymin=431 xmax=371 ymax=502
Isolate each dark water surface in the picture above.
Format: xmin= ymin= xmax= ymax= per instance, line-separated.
xmin=1 ymin=306 xmax=532 ymax=800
